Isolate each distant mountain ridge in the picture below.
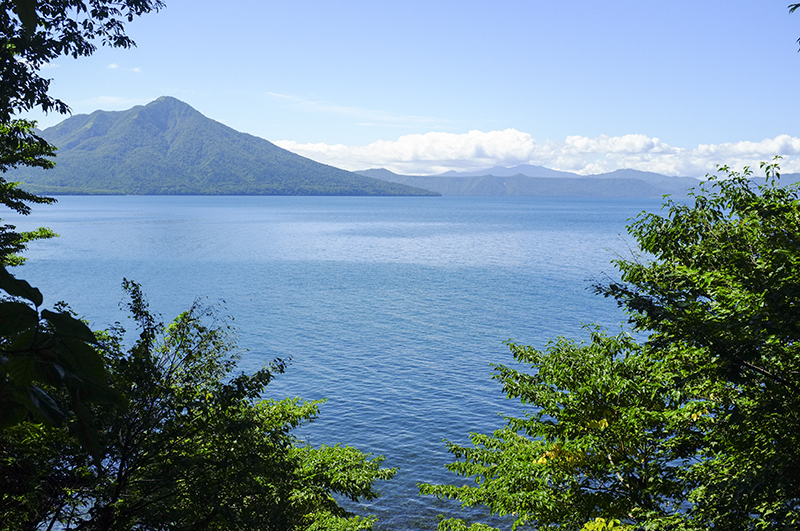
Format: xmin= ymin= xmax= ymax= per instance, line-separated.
xmin=357 ymin=166 xmax=702 ymax=198
xmin=438 ymin=164 xmax=580 ymax=179
xmin=8 ymin=97 xmax=438 ymax=196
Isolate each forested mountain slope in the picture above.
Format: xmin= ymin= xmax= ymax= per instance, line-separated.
xmin=358 ymin=167 xmax=701 ymax=198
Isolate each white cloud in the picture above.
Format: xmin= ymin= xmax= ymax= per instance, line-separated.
xmin=276 ymin=129 xmax=545 ymax=175
xmin=273 ymin=130 xmax=800 ymax=177
xmin=107 ymin=63 xmax=119 ymax=69
xmin=563 ymin=134 xmax=677 ymax=155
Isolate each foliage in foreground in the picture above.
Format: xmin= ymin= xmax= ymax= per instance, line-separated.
xmin=1 ymin=281 xmax=396 ymax=530
xmin=421 ymin=161 xmax=800 ymax=530
xmin=1 ymin=0 xmax=163 ymax=432
xmin=421 ymin=331 xmax=706 ymax=530
xmin=0 ymin=119 xmax=58 ymax=266
xmin=602 ymin=161 xmax=800 ymax=528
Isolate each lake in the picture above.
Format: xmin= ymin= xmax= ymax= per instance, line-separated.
xmin=15 ymin=195 xmax=661 ymax=530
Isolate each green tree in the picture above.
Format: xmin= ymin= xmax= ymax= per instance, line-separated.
xmin=598 ymin=160 xmax=800 ymax=527
xmin=0 ymin=261 xmax=117 ymax=460
xmin=422 ymin=162 xmax=800 ymax=530
xmin=421 ymin=330 xmax=711 ymax=530
xmin=0 ymin=118 xmax=58 ymax=266
xmin=1 ymin=281 xmax=396 ymax=530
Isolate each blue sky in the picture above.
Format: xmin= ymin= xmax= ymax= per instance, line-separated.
xmin=26 ymin=0 xmax=800 ymax=176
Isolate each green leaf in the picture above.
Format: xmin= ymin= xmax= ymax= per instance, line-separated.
xmin=12 ymin=0 xmax=38 ymax=36
xmin=4 ymin=354 xmax=37 ymax=386
xmin=41 ymin=309 xmax=97 ymax=344
xmin=50 ymin=339 xmax=107 ymax=384
xmin=28 ymin=385 xmax=66 ymax=426
xmin=0 ymin=390 xmax=28 ymax=428
xmin=0 ymin=267 xmax=43 ymax=306
xmin=0 ymin=300 xmax=38 ymax=337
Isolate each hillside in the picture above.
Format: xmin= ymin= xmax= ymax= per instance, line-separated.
xmin=357 ymin=167 xmax=701 ymax=198
xmin=8 ymin=97 xmax=438 ymax=196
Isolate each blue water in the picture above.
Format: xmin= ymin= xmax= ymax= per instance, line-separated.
xmin=15 ymin=195 xmax=659 ymax=529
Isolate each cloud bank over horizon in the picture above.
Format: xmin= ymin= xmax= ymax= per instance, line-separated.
xmin=274 ymin=130 xmax=800 ymax=177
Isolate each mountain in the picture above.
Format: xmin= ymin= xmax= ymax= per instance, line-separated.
xmin=592 ymin=169 xmax=701 ymax=195
xmin=8 ymin=97 xmax=438 ymax=196
xmin=357 ymin=167 xmax=701 ymax=198
xmin=437 ymin=164 xmax=580 ymax=179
